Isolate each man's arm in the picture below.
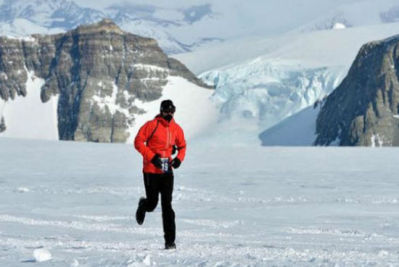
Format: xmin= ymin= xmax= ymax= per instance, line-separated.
xmin=174 ymin=125 xmax=186 ymax=163
xmin=134 ymin=122 xmax=156 ymax=162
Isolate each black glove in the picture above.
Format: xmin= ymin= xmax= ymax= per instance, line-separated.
xmin=151 ymin=154 xmax=162 ymax=169
xmin=171 ymin=158 xmax=181 ymax=169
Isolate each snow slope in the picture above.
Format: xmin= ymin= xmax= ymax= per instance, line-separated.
xmin=259 ymin=104 xmax=321 ymax=146
xmin=0 ymin=69 xmax=59 ymax=140
xmin=175 ymin=18 xmax=399 ymax=75
xmin=1 ymin=138 xmax=399 ymax=265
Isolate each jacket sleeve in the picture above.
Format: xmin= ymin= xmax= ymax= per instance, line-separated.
xmin=175 ymin=125 xmax=186 ymax=162
xmin=134 ymin=122 xmax=156 ymax=162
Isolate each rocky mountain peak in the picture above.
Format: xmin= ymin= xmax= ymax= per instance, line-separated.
xmin=0 ymin=19 xmax=212 ymax=143
xmin=315 ymin=34 xmax=399 ymax=146
xmin=75 ymin=18 xmax=124 ymax=35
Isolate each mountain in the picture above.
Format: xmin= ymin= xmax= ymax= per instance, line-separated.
xmin=260 ymin=33 xmax=399 ymax=147
xmin=0 ymin=0 xmax=104 ymax=29
xmin=1 ymin=0 xmax=398 ymax=56
xmin=0 ymin=19 xmax=216 ymax=143
xmin=315 ymin=34 xmax=399 ymax=146
xmin=0 ymin=0 xmax=221 ymax=54
xmin=191 ymin=23 xmax=399 ymax=145
xmin=3 ymin=1 xmax=399 ymax=145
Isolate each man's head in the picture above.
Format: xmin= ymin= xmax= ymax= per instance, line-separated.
xmin=160 ymin=100 xmax=175 ymax=121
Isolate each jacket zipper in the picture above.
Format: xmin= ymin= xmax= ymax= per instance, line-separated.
xmin=166 ymin=127 xmax=170 ymax=150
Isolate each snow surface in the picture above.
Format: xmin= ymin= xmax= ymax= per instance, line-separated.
xmin=32 ymin=248 xmax=52 ymax=262
xmin=1 ymin=138 xmax=399 ymax=265
xmin=0 ymin=69 xmax=59 ymax=140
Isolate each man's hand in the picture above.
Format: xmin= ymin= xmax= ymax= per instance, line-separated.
xmin=151 ymin=154 xmax=163 ymax=169
xmin=171 ymin=158 xmax=181 ymax=169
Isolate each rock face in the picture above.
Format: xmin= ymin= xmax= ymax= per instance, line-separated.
xmin=315 ymin=35 xmax=399 ymax=146
xmin=0 ymin=19 xmax=211 ymax=142
xmin=0 ymin=116 xmax=5 ymax=132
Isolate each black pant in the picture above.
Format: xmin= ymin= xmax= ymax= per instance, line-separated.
xmin=142 ymin=172 xmax=175 ymax=244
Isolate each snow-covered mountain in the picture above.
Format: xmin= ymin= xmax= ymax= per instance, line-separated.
xmin=1 ymin=0 xmax=398 ymax=55
xmin=3 ymin=0 xmax=399 ymax=145
xmin=0 ymin=0 xmax=104 ymax=29
xmin=0 ymin=0 xmax=222 ymax=54
xmin=260 ymin=31 xmax=399 ymax=147
xmin=0 ymin=20 xmax=217 ymax=143
xmin=186 ymin=22 xmax=399 ymax=144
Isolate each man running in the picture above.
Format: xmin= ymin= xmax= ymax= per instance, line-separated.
xmin=134 ymin=99 xmax=186 ymax=249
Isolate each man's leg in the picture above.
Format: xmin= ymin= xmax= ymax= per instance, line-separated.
xmin=136 ymin=173 xmax=160 ymax=225
xmin=160 ymin=172 xmax=175 ymax=247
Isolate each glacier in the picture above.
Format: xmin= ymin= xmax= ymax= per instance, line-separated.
xmin=200 ymin=59 xmax=345 ymax=131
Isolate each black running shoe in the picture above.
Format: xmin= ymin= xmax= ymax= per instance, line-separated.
xmin=135 ymin=197 xmax=146 ymax=225
xmin=165 ymin=242 xmax=176 ymax=250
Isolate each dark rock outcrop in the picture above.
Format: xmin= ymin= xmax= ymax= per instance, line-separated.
xmin=315 ymin=34 xmax=399 ymax=146
xmin=0 ymin=19 xmax=212 ymax=142
xmin=0 ymin=116 xmax=5 ymax=132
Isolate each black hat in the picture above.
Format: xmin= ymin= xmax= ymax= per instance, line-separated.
xmin=160 ymin=99 xmax=176 ymax=113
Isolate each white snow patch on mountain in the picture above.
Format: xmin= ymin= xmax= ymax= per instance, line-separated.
xmin=0 ymin=69 xmax=59 ymax=140
xmin=91 ymin=81 xmax=119 ymax=115
xmin=371 ymin=134 xmax=384 ymax=147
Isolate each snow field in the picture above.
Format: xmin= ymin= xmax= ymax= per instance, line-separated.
xmin=0 ymin=138 xmax=399 ymax=265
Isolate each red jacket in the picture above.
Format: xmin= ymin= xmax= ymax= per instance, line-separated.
xmin=134 ymin=115 xmax=186 ymax=174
